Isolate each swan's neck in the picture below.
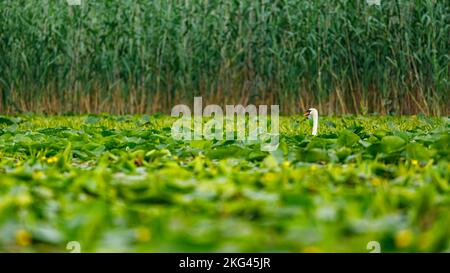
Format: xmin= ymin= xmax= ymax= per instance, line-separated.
xmin=311 ymin=111 xmax=318 ymax=136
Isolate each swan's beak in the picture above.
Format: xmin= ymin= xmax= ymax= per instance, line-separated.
xmin=303 ymin=110 xmax=311 ymax=117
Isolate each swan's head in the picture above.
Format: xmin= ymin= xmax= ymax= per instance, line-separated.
xmin=304 ymin=108 xmax=318 ymax=120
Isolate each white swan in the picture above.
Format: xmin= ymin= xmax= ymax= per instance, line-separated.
xmin=304 ymin=108 xmax=318 ymax=136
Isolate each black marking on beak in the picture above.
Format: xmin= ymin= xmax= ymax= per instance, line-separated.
xmin=304 ymin=110 xmax=311 ymax=117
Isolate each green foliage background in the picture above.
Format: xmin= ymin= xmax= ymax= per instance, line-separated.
xmin=0 ymin=0 xmax=449 ymax=114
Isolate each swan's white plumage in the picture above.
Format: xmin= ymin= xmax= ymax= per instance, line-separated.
xmin=304 ymin=108 xmax=318 ymax=136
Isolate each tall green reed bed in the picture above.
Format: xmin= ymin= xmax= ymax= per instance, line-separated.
xmin=0 ymin=0 xmax=449 ymax=114
xmin=0 ymin=114 xmax=449 ymax=252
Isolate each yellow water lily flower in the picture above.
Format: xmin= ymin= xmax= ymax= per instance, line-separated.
xmin=371 ymin=178 xmax=382 ymax=187
xmin=135 ymin=227 xmax=151 ymax=243
xmin=47 ymin=156 xmax=58 ymax=164
xmin=16 ymin=229 xmax=32 ymax=247
xmin=395 ymin=229 xmax=413 ymax=248
xmin=282 ymin=161 xmax=291 ymax=168
xmin=303 ymin=246 xmax=322 ymax=253
xmin=32 ymin=170 xmax=44 ymax=179
xmin=261 ymin=172 xmax=277 ymax=183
